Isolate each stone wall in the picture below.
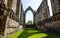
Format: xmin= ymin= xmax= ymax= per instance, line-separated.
xmin=20 ymin=4 xmax=24 ymax=25
xmin=35 ymin=0 xmax=60 ymax=34
xmin=4 ymin=16 xmax=22 ymax=38
xmin=4 ymin=8 xmax=22 ymax=38
xmin=0 ymin=0 xmax=22 ymax=38
xmin=35 ymin=0 xmax=50 ymax=26
xmin=0 ymin=1 xmax=7 ymax=38
xmin=36 ymin=13 xmax=60 ymax=34
xmin=51 ymin=0 xmax=60 ymax=15
xmin=12 ymin=0 xmax=17 ymax=13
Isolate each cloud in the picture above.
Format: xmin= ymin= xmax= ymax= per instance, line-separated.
xmin=22 ymin=0 xmax=42 ymax=11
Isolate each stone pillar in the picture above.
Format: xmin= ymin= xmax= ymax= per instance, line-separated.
xmin=16 ymin=0 xmax=21 ymax=17
xmin=33 ymin=14 xmax=35 ymax=25
xmin=20 ymin=4 xmax=24 ymax=25
xmin=51 ymin=0 xmax=60 ymax=15
xmin=33 ymin=14 xmax=36 ymax=28
xmin=12 ymin=0 xmax=17 ymax=13
xmin=23 ymin=14 xmax=25 ymax=27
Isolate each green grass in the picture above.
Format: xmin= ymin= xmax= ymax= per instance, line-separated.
xmin=9 ymin=28 xmax=60 ymax=38
xmin=9 ymin=29 xmax=24 ymax=38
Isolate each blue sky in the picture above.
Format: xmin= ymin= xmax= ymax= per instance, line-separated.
xmin=21 ymin=0 xmax=53 ymax=23
xmin=22 ymin=0 xmax=43 ymax=11
xmin=25 ymin=10 xmax=33 ymax=23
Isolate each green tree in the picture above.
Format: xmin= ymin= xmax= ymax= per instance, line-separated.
xmin=26 ymin=20 xmax=33 ymax=25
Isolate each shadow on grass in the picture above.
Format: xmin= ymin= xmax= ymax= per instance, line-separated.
xmin=18 ymin=29 xmax=43 ymax=38
xmin=18 ymin=28 xmax=60 ymax=38
xmin=42 ymin=31 xmax=60 ymax=38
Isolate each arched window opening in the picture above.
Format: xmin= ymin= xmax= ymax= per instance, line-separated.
xmin=25 ymin=10 xmax=33 ymax=25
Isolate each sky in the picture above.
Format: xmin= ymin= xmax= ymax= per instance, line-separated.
xmin=25 ymin=10 xmax=33 ymax=23
xmin=21 ymin=0 xmax=53 ymax=23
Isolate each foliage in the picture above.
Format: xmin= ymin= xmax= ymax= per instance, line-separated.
xmin=26 ymin=20 xmax=33 ymax=25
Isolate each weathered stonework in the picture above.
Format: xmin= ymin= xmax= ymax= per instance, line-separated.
xmin=37 ymin=13 xmax=60 ymax=33
xmin=51 ymin=0 xmax=60 ymax=15
xmin=35 ymin=0 xmax=50 ymax=26
xmin=0 ymin=0 xmax=60 ymax=38
xmin=12 ymin=0 xmax=17 ymax=13
xmin=0 ymin=0 xmax=22 ymax=38
xmin=0 ymin=1 xmax=7 ymax=38
xmin=20 ymin=4 xmax=24 ymax=25
xmin=36 ymin=0 xmax=60 ymax=34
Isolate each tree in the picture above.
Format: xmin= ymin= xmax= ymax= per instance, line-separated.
xmin=26 ymin=20 xmax=33 ymax=25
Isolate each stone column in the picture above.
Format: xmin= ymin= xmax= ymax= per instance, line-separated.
xmin=23 ymin=14 xmax=25 ymax=27
xmin=12 ymin=0 xmax=17 ymax=13
xmin=16 ymin=0 xmax=21 ymax=17
xmin=51 ymin=0 xmax=60 ymax=15
xmin=33 ymin=14 xmax=36 ymax=28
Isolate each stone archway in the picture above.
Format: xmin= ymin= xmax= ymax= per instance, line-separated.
xmin=24 ymin=6 xmax=36 ymax=27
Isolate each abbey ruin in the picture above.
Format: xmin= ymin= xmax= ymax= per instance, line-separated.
xmin=0 ymin=0 xmax=60 ymax=38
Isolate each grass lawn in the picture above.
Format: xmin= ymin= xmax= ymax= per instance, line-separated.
xmin=9 ymin=28 xmax=60 ymax=38
xmin=9 ymin=29 xmax=24 ymax=38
